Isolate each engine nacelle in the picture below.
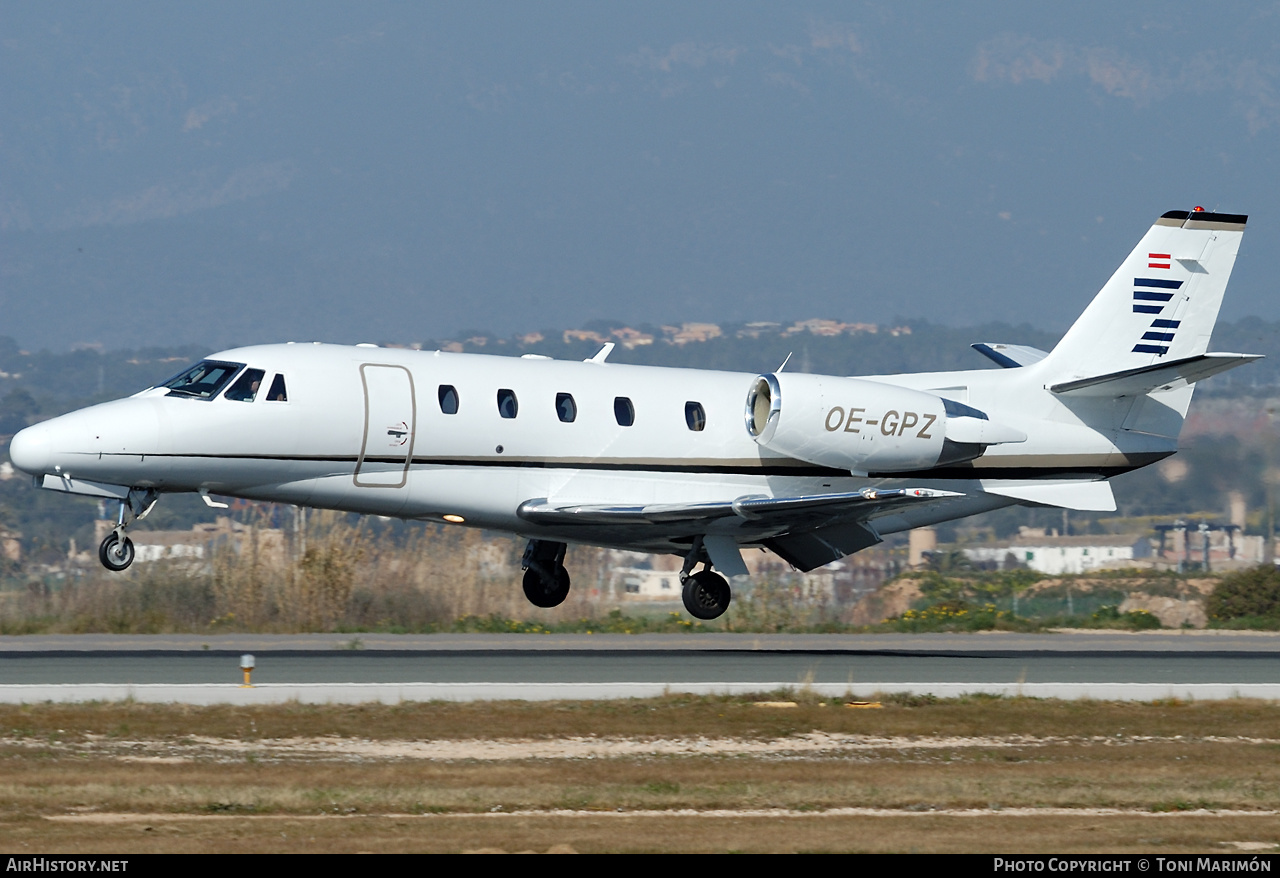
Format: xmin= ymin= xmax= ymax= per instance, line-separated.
xmin=744 ymin=373 xmax=1021 ymax=474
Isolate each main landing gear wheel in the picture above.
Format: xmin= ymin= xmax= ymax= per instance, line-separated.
xmin=521 ymin=538 xmax=571 ymax=608
xmin=98 ymin=533 xmax=135 ymax=572
xmin=682 ymin=570 xmax=731 ymax=620
xmin=522 ymin=565 xmax=571 ymax=608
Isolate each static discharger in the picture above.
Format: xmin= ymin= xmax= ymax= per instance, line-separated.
xmin=240 ymin=653 xmax=255 ymax=688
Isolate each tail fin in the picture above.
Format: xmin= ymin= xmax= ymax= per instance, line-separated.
xmin=1039 ymin=209 xmax=1247 ymax=382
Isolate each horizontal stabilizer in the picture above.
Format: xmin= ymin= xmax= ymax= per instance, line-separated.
xmin=1050 ymin=352 xmax=1261 ymax=397
xmin=972 ymin=343 xmax=1050 ymax=369
xmin=981 ymin=480 xmax=1116 ymax=511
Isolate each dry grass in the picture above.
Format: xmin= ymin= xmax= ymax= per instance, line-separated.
xmin=3 ymin=694 xmax=1280 ymax=741
xmin=1 ymin=696 xmax=1279 ymax=852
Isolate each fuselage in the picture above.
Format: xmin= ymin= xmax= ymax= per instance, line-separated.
xmin=8 ymin=342 xmax=1173 ymax=555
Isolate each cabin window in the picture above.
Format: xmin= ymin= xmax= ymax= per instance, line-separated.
xmin=614 ymin=396 xmax=635 ymax=427
xmin=497 ymin=388 xmax=518 ymax=419
xmin=224 ymin=368 xmax=266 ymax=402
xmin=685 ymin=401 xmax=706 ymax=432
xmin=162 ymin=360 xmax=245 ymax=400
xmin=556 ymin=392 xmax=577 ymax=423
xmin=266 ymin=374 xmax=288 ymax=402
xmin=438 ymin=385 xmax=459 ymax=414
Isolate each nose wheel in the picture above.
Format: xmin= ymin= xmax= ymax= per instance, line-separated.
xmin=96 ymin=489 xmax=158 ymax=572
xmin=98 ymin=533 xmax=136 ymax=571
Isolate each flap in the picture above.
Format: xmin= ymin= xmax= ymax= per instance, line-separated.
xmin=765 ymin=521 xmax=883 ymax=572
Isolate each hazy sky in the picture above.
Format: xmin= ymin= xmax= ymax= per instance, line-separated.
xmin=3 ymin=2 xmax=1279 ymax=350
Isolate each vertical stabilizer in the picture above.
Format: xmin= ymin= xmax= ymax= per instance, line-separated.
xmin=1039 ymin=210 xmax=1246 ymax=386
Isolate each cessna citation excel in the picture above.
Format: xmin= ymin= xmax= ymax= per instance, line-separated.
xmin=7 ymin=208 xmax=1259 ymax=620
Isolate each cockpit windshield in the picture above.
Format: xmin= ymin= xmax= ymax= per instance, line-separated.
xmin=161 ymin=360 xmax=245 ymax=400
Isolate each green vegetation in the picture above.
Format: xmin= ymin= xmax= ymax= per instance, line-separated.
xmin=883 ymin=600 xmax=1031 ymax=633
xmin=1206 ymin=565 xmax=1280 ymax=626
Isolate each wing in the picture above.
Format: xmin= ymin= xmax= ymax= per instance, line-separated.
xmin=517 ymin=487 xmax=963 ymax=572
xmin=517 ymin=487 xmax=960 ymax=527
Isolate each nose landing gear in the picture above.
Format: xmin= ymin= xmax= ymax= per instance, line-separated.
xmin=96 ymin=489 xmax=158 ymax=572
xmin=679 ymin=536 xmax=732 ymax=620
xmin=521 ymin=539 xmax=571 ymax=608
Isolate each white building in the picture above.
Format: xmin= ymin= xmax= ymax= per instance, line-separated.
xmin=964 ymin=534 xmax=1152 ymax=575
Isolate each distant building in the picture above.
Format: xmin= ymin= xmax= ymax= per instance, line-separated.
xmin=618 ymin=567 xmax=682 ymax=599
xmin=666 ymin=323 xmax=722 ymax=344
xmin=610 ymin=327 xmax=654 ymax=348
xmin=964 ymin=533 xmax=1152 ymax=575
xmin=0 ymin=527 xmax=20 ymax=562
xmin=780 ymin=319 xmax=888 ymax=338
xmin=736 ymin=322 xmax=781 ymax=339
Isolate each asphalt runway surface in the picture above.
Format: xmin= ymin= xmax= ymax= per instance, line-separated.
xmin=0 ymin=632 xmax=1277 ymax=702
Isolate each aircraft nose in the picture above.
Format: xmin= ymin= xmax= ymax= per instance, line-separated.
xmin=9 ymin=422 xmax=52 ymax=476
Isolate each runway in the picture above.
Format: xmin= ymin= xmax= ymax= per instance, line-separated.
xmin=1 ymin=631 xmax=1278 ymax=703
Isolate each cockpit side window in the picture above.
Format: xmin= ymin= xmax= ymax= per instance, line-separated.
xmin=224 ymin=368 xmax=266 ymax=402
xmin=162 ymin=360 xmax=245 ymax=400
xmin=267 ymin=374 xmax=288 ymax=402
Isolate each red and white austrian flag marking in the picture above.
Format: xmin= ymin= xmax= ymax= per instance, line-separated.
xmin=1148 ymin=252 xmax=1171 ymax=269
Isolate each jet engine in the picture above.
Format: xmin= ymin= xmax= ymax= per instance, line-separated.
xmin=744 ymin=372 xmax=1025 ymax=474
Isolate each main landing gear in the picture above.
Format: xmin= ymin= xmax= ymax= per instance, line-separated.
xmin=521 ymin=539 xmax=571 ymax=608
xmin=679 ymin=536 xmax=732 ymax=621
xmin=517 ymin=535 xmax=734 ymax=621
xmin=97 ymin=489 xmax=159 ymax=572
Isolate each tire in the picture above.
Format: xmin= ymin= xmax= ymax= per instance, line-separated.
xmin=99 ymin=534 xmax=135 ymax=572
xmin=682 ymin=570 xmax=731 ymax=620
xmin=522 ymin=565 xmax=571 ymax=608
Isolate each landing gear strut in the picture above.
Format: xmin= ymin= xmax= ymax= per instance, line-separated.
xmin=97 ymin=489 xmax=158 ymax=572
xmin=679 ymin=536 xmax=732 ymax=620
xmin=521 ymin=539 xmax=571 ymax=608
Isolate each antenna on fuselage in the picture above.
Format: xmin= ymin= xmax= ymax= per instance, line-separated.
xmin=777 ymin=352 xmax=793 ymax=372
xmin=585 ymin=343 xmax=615 ymax=363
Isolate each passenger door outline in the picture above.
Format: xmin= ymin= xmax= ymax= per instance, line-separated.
xmin=354 ymin=363 xmax=416 ymax=488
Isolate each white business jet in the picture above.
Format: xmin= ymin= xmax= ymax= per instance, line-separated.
xmin=8 ymin=208 xmax=1259 ymax=620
